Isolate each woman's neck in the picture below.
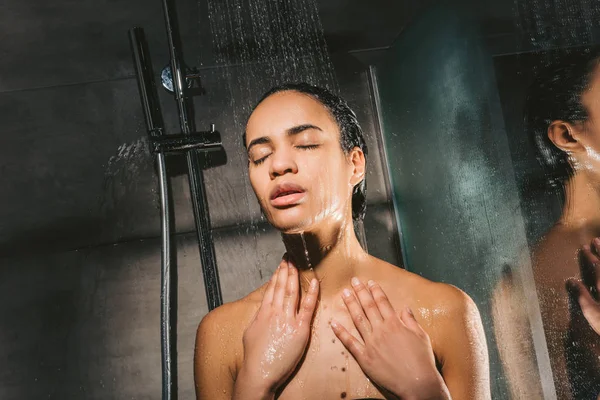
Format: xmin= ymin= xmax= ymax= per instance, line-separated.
xmin=560 ymin=172 xmax=600 ymax=234
xmin=282 ymin=219 xmax=368 ymax=298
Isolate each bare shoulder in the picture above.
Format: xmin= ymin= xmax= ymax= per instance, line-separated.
xmin=532 ymin=224 xmax=580 ymax=267
xmin=368 ymin=257 xmax=477 ymax=319
xmin=531 ymin=224 xmax=583 ymax=292
xmin=194 ymin=285 xmax=267 ymax=398
xmin=367 ymin=258 xmax=490 ymax=397
xmin=368 ymin=257 xmax=484 ymax=354
xmin=197 ymin=284 xmax=265 ymax=335
xmin=195 ymin=284 xmax=266 ymax=370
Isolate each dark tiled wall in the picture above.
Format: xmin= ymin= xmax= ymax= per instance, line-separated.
xmin=0 ymin=0 xmax=399 ymax=398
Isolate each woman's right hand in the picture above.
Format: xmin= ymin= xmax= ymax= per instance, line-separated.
xmin=234 ymin=256 xmax=320 ymax=398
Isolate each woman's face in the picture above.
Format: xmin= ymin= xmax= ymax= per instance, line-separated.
xmin=244 ymin=90 xmax=364 ymax=233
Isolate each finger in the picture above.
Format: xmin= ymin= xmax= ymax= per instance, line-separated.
xmin=351 ymin=277 xmax=383 ymax=325
xmin=400 ymin=307 xmax=426 ymax=337
xmin=567 ymin=278 xmax=600 ymax=335
xmin=261 ymin=260 xmax=283 ymax=307
xmin=273 ymin=258 xmax=289 ymax=309
xmin=283 ymin=261 xmax=300 ymax=317
xmin=342 ymin=287 xmax=372 ymax=338
xmin=298 ymin=278 xmax=319 ymax=327
xmin=367 ymin=280 xmax=396 ymax=320
xmin=331 ymin=319 xmax=365 ymax=360
xmin=593 ymin=239 xmax=600 ymax=293
xmin=593 ymin=238 xmax=600 ymax=256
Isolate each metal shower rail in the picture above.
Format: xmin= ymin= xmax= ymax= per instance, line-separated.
xmin=128 ymin=0 xmax=225 ymax=398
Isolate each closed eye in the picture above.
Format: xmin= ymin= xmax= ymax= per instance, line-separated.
xmin=251 ymin=154 xmax=270 ymax=165
xmin=297 ymin=144 xmax=320 ymax=150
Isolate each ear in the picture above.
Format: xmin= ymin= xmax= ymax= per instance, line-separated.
xmin=547 ymin=120 xmax=585 ymax=153
xmin=348 ymin=147 xmax=366 ymax=187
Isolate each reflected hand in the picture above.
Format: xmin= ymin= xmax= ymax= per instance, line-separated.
xmin=236 ymin=256 xmax=319 ymax=397
xmin=567 ymin=238 xmax=600 ymax=335
xmin=331 ymin=278 xmax=450 ymax=400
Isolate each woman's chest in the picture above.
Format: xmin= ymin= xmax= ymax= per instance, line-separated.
xmin=277 ymin=306 xmax=385 ymax=400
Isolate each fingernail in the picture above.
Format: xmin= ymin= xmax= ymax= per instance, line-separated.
xmin=342 ymin=288 xmax=352 ymax=298
xmin=311 ymin=278 xmax=318 ymax=289
xmin=351 ymin=277 xmax=360 ymax=287
xmin=367 ymin=280 xmax=375 ymax=287
xmin=331 ymin=320 xmax=338 ymax=328
xmin=595 ymin=238 xmax=600 ymax=246
xmin=584 ymin=244 xmax=591 ymax=251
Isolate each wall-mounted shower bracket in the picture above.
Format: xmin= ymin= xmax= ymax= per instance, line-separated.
xmin=150 ymin=129 xmax=221 ymax=154
xmin=161 ymin=65 xmax=204 ymax=93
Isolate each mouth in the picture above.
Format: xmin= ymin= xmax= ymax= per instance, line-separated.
xmin=270 ymin=183 xmax=306 ymax=207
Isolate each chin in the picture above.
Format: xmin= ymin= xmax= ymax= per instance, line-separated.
xmin=267 ymin=208 xmax=315 ymax=233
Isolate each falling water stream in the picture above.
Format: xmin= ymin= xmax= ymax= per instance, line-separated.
xmin=299 ymin=232 xmax=313 ymax=270
xmin=200 ymin=0 xmax=340 ymax=283
xmin=204 ymin=0 xmax=337 ymax=125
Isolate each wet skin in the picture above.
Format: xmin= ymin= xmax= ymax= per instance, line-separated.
xmin=194 ymin=91 xmax=491 ymax=400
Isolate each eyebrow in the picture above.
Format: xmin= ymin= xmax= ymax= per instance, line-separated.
xmin=246 ymin=124 xmax=322 ymax=153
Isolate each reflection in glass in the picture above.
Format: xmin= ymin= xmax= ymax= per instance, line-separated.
xmin=526 ymin=50 xmax=600 ymax=399
xmin=493 ymin=48 xmax=600 ymax=399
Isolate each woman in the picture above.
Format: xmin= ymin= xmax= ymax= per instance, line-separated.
xmin=194 ymin=83 xmax=490 ymax=399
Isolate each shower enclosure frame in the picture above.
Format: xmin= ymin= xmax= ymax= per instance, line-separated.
xmin=128 ymin=0 xmax=225 ymax=398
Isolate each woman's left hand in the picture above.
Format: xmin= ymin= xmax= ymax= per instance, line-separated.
xmin=331 ymin=278 xmax=450 ymax=400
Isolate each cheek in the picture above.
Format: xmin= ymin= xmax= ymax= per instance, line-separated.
xmin=309 ymin=162 xmax=352 ymax=205
xmin=591 ymin=130 xmax=600 ymax=151
xmin=248 ymin=169 xmax=268 ymax=201
xmin=582 ymin=125 xmax=600 ymax=164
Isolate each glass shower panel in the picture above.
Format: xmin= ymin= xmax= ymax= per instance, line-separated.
xmin=376 ymin=7 xmax=552 ymax=399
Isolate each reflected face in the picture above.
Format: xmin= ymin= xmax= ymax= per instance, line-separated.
xmin=245 ymin=91 xmax=359 ymax=233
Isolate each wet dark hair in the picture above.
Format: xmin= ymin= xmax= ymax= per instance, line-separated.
xmin=525 ymin=50 xmax=600 ymax=189
xmin=244 ymin=82 xmax=368 ymax=220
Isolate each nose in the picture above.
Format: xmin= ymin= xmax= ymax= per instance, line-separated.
xmin=269 ymin=148 xmax=298 ymax=179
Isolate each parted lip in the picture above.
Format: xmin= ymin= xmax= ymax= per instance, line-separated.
xmin=270 ymin=182 xmax=306 ymax=200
